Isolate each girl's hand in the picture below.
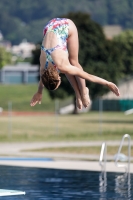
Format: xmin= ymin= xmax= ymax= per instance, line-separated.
xmin=107 ymin=82 xmax=120 ymax=96
xmin=30 ymin=92 xmax=42 ymax=106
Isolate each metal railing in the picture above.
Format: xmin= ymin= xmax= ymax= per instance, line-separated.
xmin=99 ymin=142 xmax=107 ymax=172
xmin=115 ymin=134 xmax=131 ymax=173
xmin=99 ymin=142 xmax=107 ymax=192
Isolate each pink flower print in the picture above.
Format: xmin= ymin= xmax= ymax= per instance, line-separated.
xmin=53 ymin=23 xmax=60 ymax=29
xmin=43 ymin=27 xmax=48 ymax=35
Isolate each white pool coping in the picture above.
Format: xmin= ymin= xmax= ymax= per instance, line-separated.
xmin=0 ymin=189 xmax=25 ymax=197
xmin=0 ymin=160 xmax=132 ymax=173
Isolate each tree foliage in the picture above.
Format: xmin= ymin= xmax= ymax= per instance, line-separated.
xmin=113 ymin=30 xmax=133 ymax=75
xmin=0 ymin=0 xmax=133 ymax=44
xmin=0 ymin=47 xmax=12 ymax=69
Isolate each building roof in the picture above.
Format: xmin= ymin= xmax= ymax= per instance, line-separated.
xmin=1 ymin=63 xmax=38 ymax=72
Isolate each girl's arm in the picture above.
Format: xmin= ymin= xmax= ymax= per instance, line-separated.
xmin=30 ymin=65 xmax=44 ymax=106
xmin=30 ymin=79 xmax=44 ymax=107
xmin=60 ymin=64 xmax=120 ymax=96
xmin=37 ymin=79 xmax=44 ymax=94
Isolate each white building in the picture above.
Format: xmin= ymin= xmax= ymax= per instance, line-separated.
xmin=0 ymin=62 xmax=39 ymax=84
xmin=12 ymin=39 xmax=36 ymax=58
xmin=103 ymin=25 xmax=123 ymax=39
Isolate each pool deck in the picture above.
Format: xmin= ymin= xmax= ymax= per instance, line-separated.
xmin=0 ymin=141 xmax=132 ymax=173
xmin=0 ymin=159 xmax=133 ymax=173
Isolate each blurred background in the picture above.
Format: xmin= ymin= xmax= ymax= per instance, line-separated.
xmin=0 ymin=0 xmax=132 ymax=157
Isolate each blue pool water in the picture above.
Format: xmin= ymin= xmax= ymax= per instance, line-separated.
xmin=0 ymin=165 xmax=132 ymax=200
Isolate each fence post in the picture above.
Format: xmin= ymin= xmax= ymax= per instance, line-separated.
xmin=8 ymin=101 xmax=12 ymax=139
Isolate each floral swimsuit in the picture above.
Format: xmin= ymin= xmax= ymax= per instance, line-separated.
xmin=41 ymin=18 xmax=69 ymax=69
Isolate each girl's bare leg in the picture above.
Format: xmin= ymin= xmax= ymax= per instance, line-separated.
xmin=67 ymin=19 xmax=90 ymax=107
xmin=65 ymin=74 xmax=82 ymax=109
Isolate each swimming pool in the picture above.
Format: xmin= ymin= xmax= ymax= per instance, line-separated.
xmin=0 ymin=165 xmax=132 ymax=200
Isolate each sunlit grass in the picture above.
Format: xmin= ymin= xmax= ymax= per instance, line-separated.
xmin=25 ymin=146 xmax=133 ymax=157
xmin=0 ymin=84 xmax=54 ymax=111
xmin=0 ymin=112 xmax=132 ymax=142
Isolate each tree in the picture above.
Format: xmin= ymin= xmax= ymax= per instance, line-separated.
xmin=0 ymin=47 xmax=12 ymax=69
xmin=113 ymin=30 xmax=133 ymax=75
xmin=1 ymin=0 xmax=133 ymax=44
xmin=31 ymin=43 xmax=41 ymax=65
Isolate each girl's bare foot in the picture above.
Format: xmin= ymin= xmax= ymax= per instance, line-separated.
xmin=76 ymin=96 xmax=82 ymax=110
xmin=82 ymin=87 xmax=90 ymax=108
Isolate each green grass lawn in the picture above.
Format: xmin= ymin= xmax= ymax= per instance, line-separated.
xmin=0 ymin=83 xmax=132 ymax=156
xmin=0 ymin=84 xmax=132 ymax=151
xmin=0 ymin=111 xmax=132 ymax=142
xmin=0 ymin=84 xmax=55 ymax=111
xmin=24 ymin=146 xmax=133 ymax=157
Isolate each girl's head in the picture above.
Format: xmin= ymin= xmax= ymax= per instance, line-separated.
xmin=41 ymin=66 xmax=61 ymax=90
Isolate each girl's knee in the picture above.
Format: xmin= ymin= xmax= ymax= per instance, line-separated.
xmin=69 ymin=59 xmax=83 ymax=70
xmin=69 ymin=58 xmax=78 ymax=65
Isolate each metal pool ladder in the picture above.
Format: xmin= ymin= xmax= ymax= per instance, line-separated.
xmin=99 ymin=142 xmax=107 ymax=191
xmin=115 ymin=134 xmax=131 ymax=173
xmin=99 ymin=142 xmax=107 ymax=172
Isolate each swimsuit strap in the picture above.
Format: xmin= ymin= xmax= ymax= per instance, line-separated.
xmin=41 ymin=44 xmax=63 ymax=69
xmin=41 ymin=44 xmax=64 ymax=73
xmin=41 ymin=45 xmax=59 ymax=68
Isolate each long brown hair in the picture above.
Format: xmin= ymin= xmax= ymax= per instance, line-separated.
xmin=41 ymin=66 xmax=60 ymax=90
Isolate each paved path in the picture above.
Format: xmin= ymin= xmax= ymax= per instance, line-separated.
xmin=0 ymin=141 xmax=132 ymax=173
xmin=0 ymin=141 xmax=132 ymax=160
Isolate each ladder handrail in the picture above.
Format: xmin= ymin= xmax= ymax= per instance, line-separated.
xmin=99 ymin=142 xmax=106 ymax=171
xmin=115 ymin=134 xmax=131 ymax=173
